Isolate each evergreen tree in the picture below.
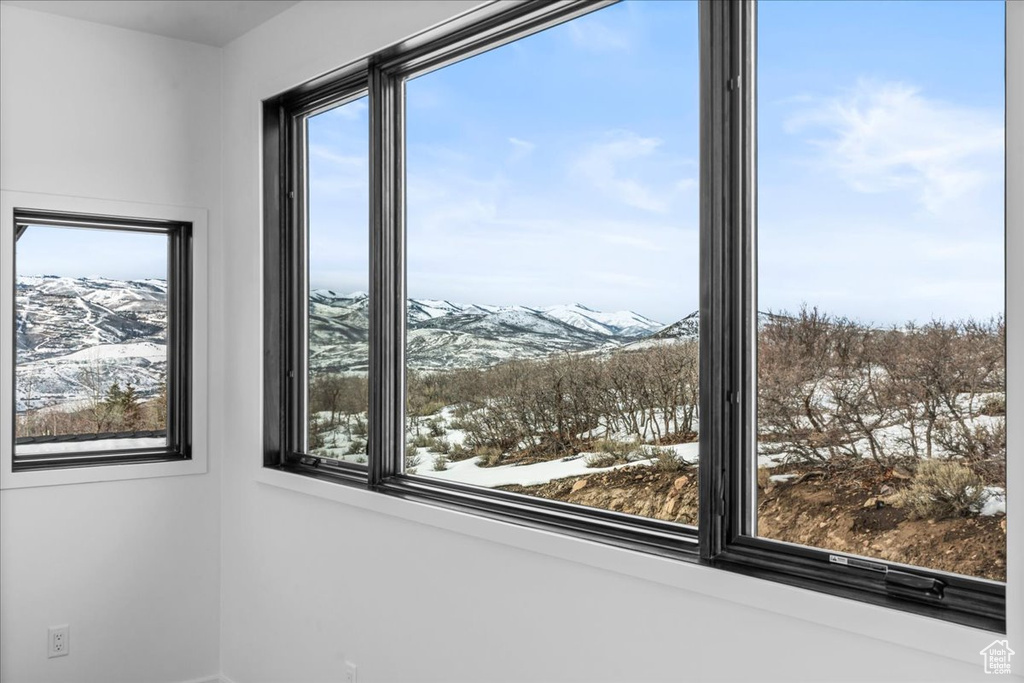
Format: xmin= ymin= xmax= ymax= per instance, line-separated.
xmin=103 ymin=381 xmax=124 ymax=408
xmin=120 ymin=382 xmax=142 ymax=430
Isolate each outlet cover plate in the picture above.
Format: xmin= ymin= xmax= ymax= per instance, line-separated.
xmin=48 ymin=625 xmax=69 ymax=658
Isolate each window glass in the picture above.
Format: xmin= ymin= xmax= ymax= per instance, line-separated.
xmin=756 ymin=0 xmax=1005 ymax=581
xmin=403 ymin=0 xmax=700 ymax=524
xmin=15 ymin=225 xmax=169 ymax=454
xmin=306 ymin=96 xmax=370 ymax=463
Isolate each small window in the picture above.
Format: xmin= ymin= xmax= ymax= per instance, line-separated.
xmin=12 ymin=209 xmax=192 ymax=470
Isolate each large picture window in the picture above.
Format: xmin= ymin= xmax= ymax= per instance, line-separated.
xmin=12 ymin=209 xmax=192 ymax=470
xmin=402 ymin=0 xmax=700 ymax=525
xmin=263 ymin=0 xmax=1007 ymax=632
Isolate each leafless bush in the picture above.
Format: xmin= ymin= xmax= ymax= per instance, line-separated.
xmin=427 ymin=436 xmax=451 ymax=454
xmin=892 ymin=460 xmax=985 ymax=520
xmin=447 ymin=442 xmax=475 ymax=461
xmin=646 ymin=445 xmax=687 ymax=472
xmin=405 ymin=453 xmax=422 ymax=472
xmin=758 ymin=308 xmax=1005 ymax=470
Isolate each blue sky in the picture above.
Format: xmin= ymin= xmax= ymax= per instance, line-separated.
xmin=309 ymin=0 xmax=1005 ymax=326
xmin=22 ymin=0 xmax=1005 ymax=327
xmin=18 ymin=225 xmax=166 ymax=281
xmin=758 ymin=0 xmax=1005 ymax=325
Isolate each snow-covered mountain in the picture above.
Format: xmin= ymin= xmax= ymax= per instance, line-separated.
xmin=16 ymin=277 xmax=691 ymax=410
xmin=621 ymin=311 xmax=700 ymax=350
xmin=308 ymin=289 xmax=671 ymax=372
xmin=540 ymin=303 xmax=663 ymax=339
xmin=16 ymin=276 xmax=168 ymax=412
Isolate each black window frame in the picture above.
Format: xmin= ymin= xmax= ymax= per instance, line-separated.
xmin=11 ymin=208 xmax=193 ymax=471
xmin=262 ymin=0 xmax=1006 ymax=632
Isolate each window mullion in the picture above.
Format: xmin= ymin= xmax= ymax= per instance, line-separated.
xmin=368 ymin=62 xmax=405 ymax=487
xmin=698 ymin=0 xmax=739 ymax=562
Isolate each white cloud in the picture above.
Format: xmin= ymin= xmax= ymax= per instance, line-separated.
xmin=674 ymin=178 xmax=697 ymax=193
xmin=309 ymin=144 xmax=364 ymax=168
xmin=572 ymin=131 xmax=672 ymax=213
xmin=507 ymin=137 xmax=536 ymax=161
xmin=786 ymin=80 xmax=1003 ymax=214
xmin=567 ymin=19 xmax=630 ymax=51
xmin=600 ymin=233 xmax=659 ymax=251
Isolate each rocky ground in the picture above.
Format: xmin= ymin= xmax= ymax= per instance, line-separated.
xmin=501 ymin=464 xmax=1006 ymax=582
xmin=501 ymin=465 xmax=698 ymax=526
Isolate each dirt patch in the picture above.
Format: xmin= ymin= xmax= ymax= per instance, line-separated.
xmin=500 ymin=465 xmax=699 ymax=526
xmin=501 ymin=464 xmax=1006 ymax=582
xmin=759 ymin=469 xmax=1006 ymax=581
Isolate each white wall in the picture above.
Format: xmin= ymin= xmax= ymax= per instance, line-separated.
xmin=219 ymin=2 xmax=1023 ymax=683
xmin=0 ymin=6 xmax=221 ymax=683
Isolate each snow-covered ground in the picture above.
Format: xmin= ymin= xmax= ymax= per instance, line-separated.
xmin=411 ymin=453 xmax=646 ymax=487
xmin=979 ymin=486 xmax=1006 ymax=516
xmin=59 ymin=342 xmax=165 ymax=363
xmin=311 ymin=405 xmax=698 ymax=488
xmin=16 ymin=436 xmax=166 ymax=455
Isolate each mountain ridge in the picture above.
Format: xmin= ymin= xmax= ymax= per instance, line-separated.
xmin=15 ymin=276 xmax=697 ymax=411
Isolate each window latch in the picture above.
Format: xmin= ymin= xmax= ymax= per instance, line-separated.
xmin=885 ymin=570 xmax=945 ymax=602
xmin=727 ymin=76 xmax=740 ymax=91
xmin=830 ymin=555 xmax=944 ymax=602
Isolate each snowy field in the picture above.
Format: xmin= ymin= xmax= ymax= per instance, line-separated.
xmin=16 ymin=436 xmax=167 ymax=455
xmin=311 ymin=404 xmax=699 ymax=488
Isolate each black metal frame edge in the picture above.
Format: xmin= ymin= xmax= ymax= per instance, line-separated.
xmin=16 ymin=429 xmax=167 ymax=445
xmin=380 ymin=476 xmax=699 ymax=560
xmin=11 ymin=209 xmax=193 ymax=471
xmin=263 ymin=63 xmax=373 ymax=475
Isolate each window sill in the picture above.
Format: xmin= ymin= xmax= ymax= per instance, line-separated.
xmin=256 ymin=465 xmax=1005 ymax=669
xmin=1 ymin=455 xmax=207 ymax=489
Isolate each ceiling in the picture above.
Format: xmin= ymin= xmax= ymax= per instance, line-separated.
xmin=0 ymin=0 xmax=300 ymax=47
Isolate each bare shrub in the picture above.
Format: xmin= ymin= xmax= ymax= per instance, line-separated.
xmin=646 ymin=445 xmax=686 ymax=472
xmin=892 ymin=460 xmax=985 ymax=520
xmin=309 ymin=373 xmax=368 ymax=426
xmin=427 ymin=436 xmax=451 ymax=454
xmin=585 ymin=453 xmax=618 ymax=468
xmin=447 ymin=442 xmax=474 ymax=461
xmin=405 ymin=453 xmax=421 ymax=472
xmin=935 ymin=419 xmax=1006 ymax=462
xmin=586 ymin=438 xmax=640 ymax=468
xmin=595 ymin=438 xmax=639 ymax=458
xmin=980 ymin=395 xmax=1006 ymax=417
xmin=427 ymin=419 xmax=446 ymax=437
xmin=432 ymin=455 xmax=450 ymax=471
xmin=410 ymin=432 xmax=433 ymax=449
xmin=475 ymin=445 xmax=504 ymax=467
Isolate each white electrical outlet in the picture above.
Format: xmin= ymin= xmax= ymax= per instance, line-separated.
xmin=344 ymin=660 xmax=358 ymax=683
xmin=48 ymin=625 xmax=69 ymax=658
